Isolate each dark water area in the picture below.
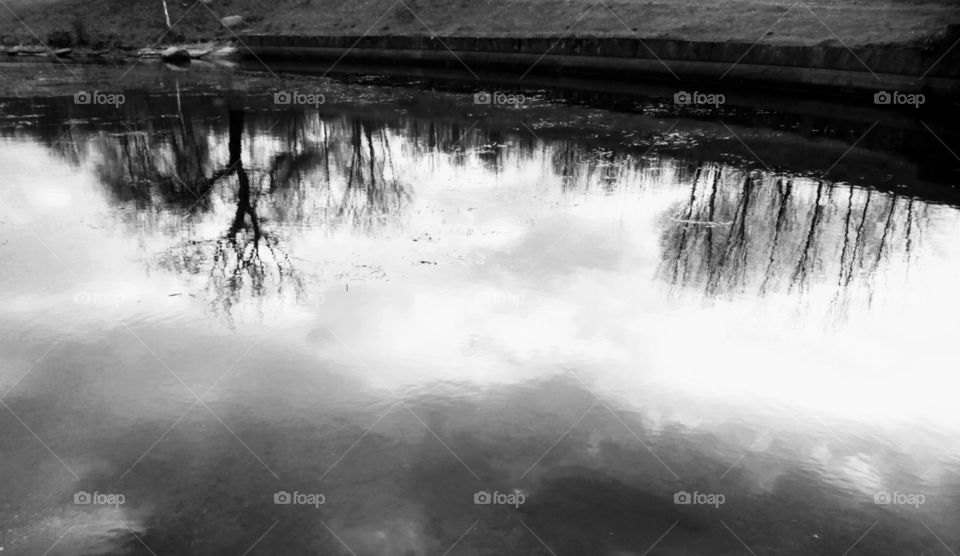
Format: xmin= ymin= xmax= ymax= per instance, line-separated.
xmin=1 ymin=62 xmax=959 ymax=555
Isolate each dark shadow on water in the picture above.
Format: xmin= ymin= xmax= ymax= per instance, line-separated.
xmin=4 ymin=367 xmax=955 ymax=555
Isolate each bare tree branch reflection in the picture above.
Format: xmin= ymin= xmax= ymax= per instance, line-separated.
xmin=5 ymin=90 xmax=939 ymax=322
xmin=759 ymin=178 xmax=793 ymax=295
xmin=658 ymin=168 xmax=926 ymax=315
xmin=130 ymin=107 xmax=409 ymax=323
xmin=789 ymin=179 xmax=826 ymax=296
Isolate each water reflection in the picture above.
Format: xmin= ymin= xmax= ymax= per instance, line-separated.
xmin=658 ymin=168 xmax=926 ymax=314
xmin=1 ymin=70 xmax=959 ymax=555
xmin=153 ymin=109 xmax=311 ymax=322
xmin=15 ymin=90 xmax=947 ymax=321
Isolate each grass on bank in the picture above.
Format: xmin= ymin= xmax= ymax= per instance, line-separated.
xmin=0 ymin=0 xmax=958 ymax=50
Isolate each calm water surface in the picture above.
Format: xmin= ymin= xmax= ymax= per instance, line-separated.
xmin=1 ymin=63 xmax=959 ymax=555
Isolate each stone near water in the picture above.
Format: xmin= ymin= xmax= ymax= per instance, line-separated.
xmin=221 ymin=15 xmax=244 ymax=28
xmin=161 ymin=47 xmax=191 ymax=64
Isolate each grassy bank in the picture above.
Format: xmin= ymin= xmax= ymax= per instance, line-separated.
xmin=1 ymin=0 xmax=958 ymax=50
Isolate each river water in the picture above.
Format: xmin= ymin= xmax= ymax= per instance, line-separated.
xmin=1 ymin=62 xmax=959 ymax=555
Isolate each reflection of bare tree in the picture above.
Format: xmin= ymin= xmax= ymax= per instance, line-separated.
xmin=759 ymin=179 xmax=793 ymax=295
xmin=827 ymin=190 xmax=916 ymax=317
xmin=93 ymin=88 xmax=215 ymax=219
xmin=93 ymin=128 xmax=213 ymax=216
xmin=659 ymin=169 xmax=925 ymax=313
xmin=531 ymin=132 xmax=933 ymax=313
xmin=706 ymin=174 xmax=754 ymax=296
xmin=663 ymin=163 xmax=713 ymax=287
xmin=267 ymin=116 xmax=330 ymax=226
xmin=553 ymin=141 xmax=586 ymax=191
xmin=9 ymin=90 xmax=938 ymax=320
xmin=335 ymin=119 xmax=411 ymax=233
xmin=660 ymin=164 xmax=753 ymax=295
xmin=201 ymin=110 xmax=305 ymax=322
xmin=145 ymin=109 xmax=318 ymax=324
xmin=127 ymin=108 xmax=409 ymax=323
xmin=788 ymin=180 xmax=826 ymax=295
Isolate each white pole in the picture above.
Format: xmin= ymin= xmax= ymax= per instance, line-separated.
xmin=161 ymin=0 xmax=172 ymax=29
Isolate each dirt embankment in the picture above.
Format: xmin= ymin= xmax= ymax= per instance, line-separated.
xmin=1 ymin=0 xmax=958 ymax=52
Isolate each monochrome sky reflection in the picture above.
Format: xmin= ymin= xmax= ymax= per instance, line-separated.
xmin=1 ymin=75 xmax=959 ymax=554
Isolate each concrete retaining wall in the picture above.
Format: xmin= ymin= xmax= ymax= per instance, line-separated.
xmin=241 ymin=34 xmax=960 ymax=96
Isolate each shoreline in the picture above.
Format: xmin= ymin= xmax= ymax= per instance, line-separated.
xmin=1 ymin=59 xmax=956 ymax=206
xmin=0 ymin=41 xmax=237 ymax=64
xmin=241 ymin=33 xmax=960 ymax=99
xmin=4 ymin=24 xmax=959 ymax=100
